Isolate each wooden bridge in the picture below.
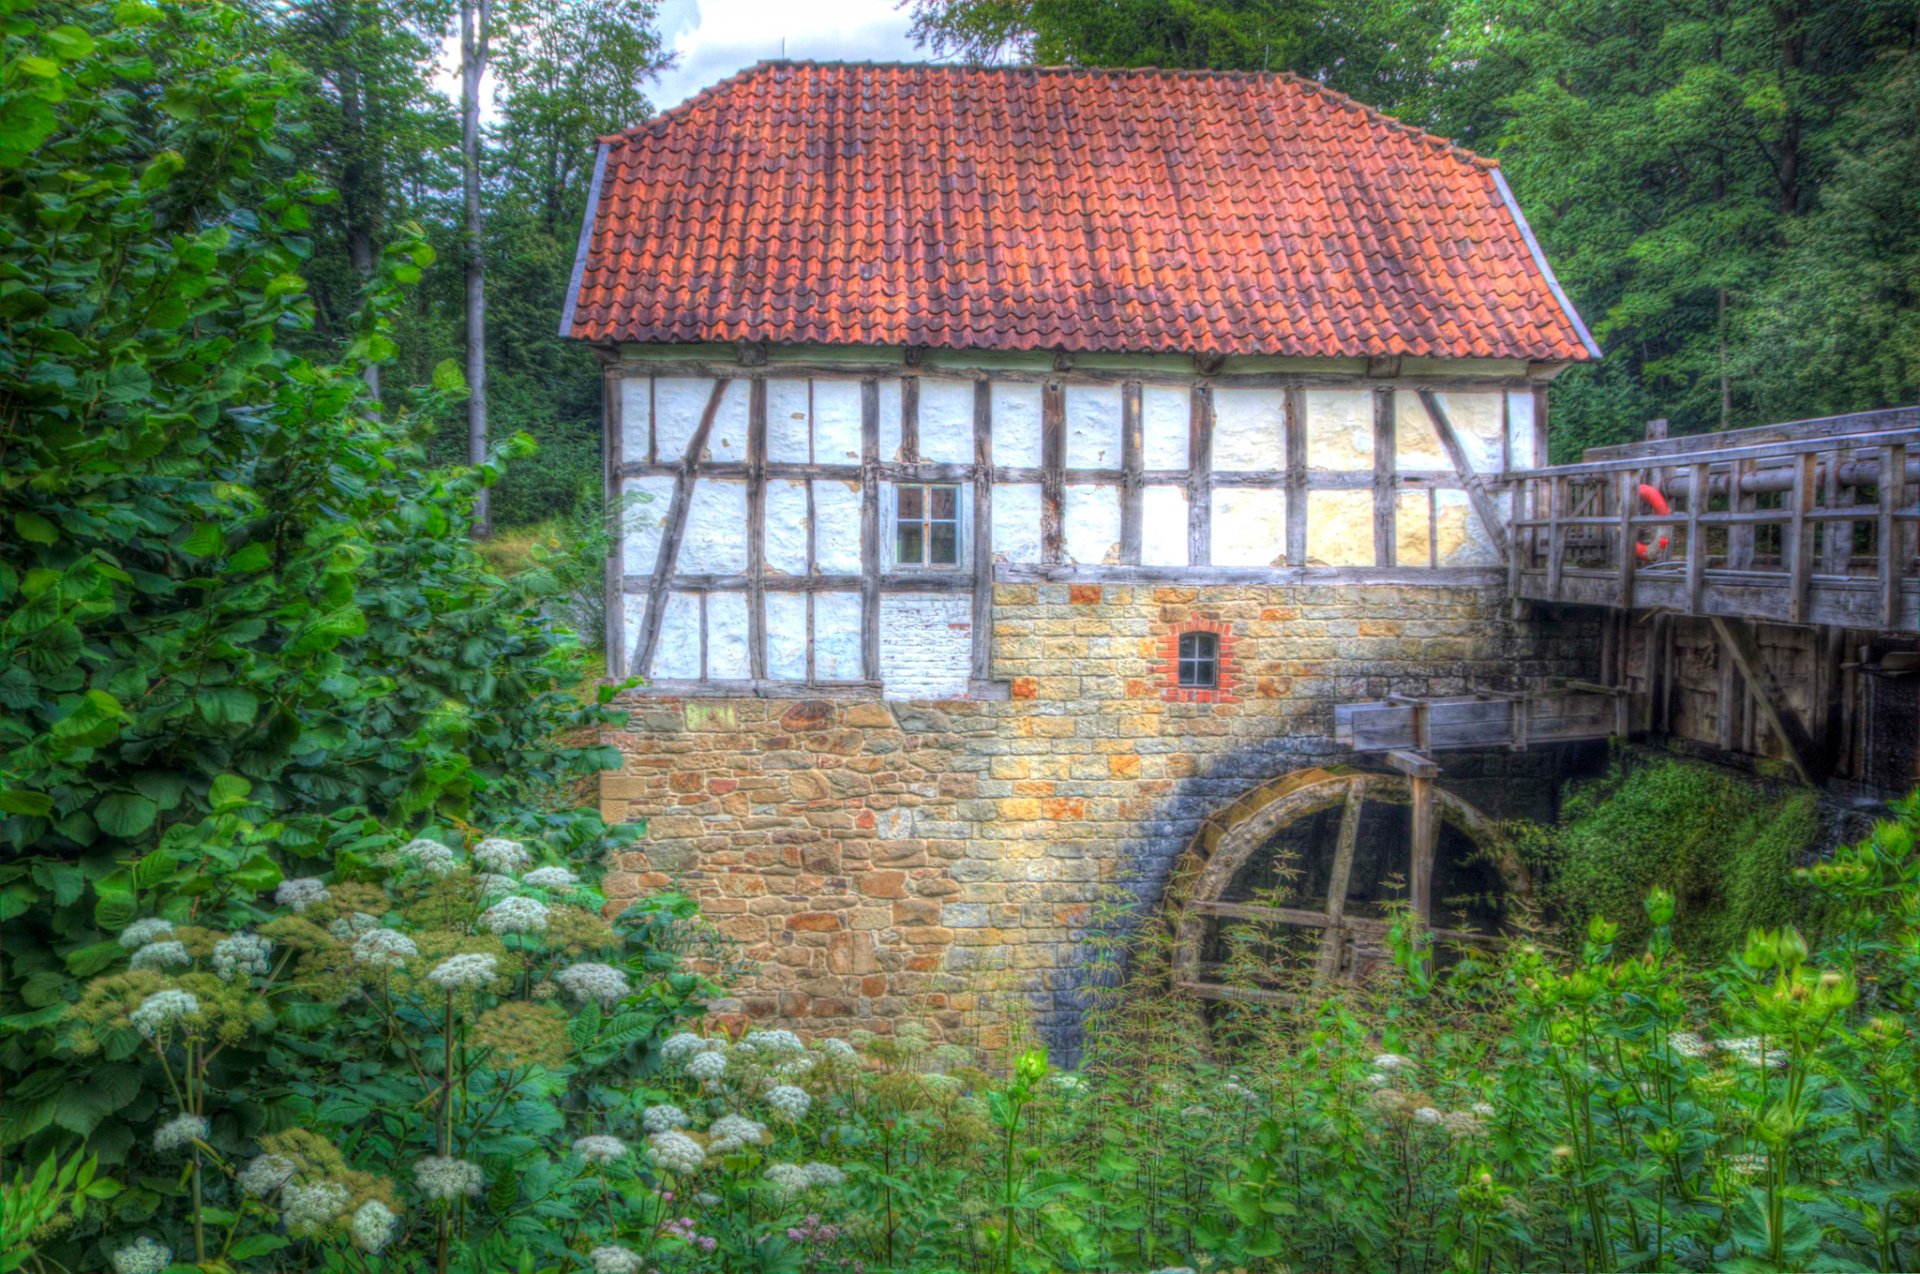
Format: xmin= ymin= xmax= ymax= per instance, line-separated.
xmin=1504 ymin=406 xmax=1920 ymax=631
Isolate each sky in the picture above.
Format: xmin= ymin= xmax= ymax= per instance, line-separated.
xmin=649 ymin=0 xmax=928 ymax=113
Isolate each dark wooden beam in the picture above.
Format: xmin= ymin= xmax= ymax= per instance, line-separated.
xmin=631 ymin=378 xmax=730 ymax=676
xmin=1188 ymin=385 xmax=1213 ymax=566
xmin=899 ymin=375 xmax=919 ymax=463
xmin=602 ymin=366 xmax=625 ymax=678
xmin=1285 ymin=387 xmax=1307 ymax=567
xmin=970 ymin=380 xmax=994 ymax=682
xmin=860 ymin=378 xmax=881 ymax=680
xmin=1418 ymin=389 xmax=1508 ymax=561
xmin=1373 ymin=387 xmax=1396 ymax=566
xmin=746 ymin=379 xmax=768 ymax=679
xmin=1120 ymin=381 xmax=1143 ymax=565
xmin=1041 ymin=381 xmax=1065 ymax=564
xmin=1709 ymin=616 xmax=1821 ymax=785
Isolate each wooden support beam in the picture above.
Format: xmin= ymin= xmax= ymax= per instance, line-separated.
xmin=1729 ymin=457 xmax=1756 ymax=570
xmin=1881 ymin=443 xmax=1906 ymax=628
xmin=1418 ymin=390 xmax=1508 ymax=560
xmin=1710 ymin=616 xmax=1821 ymax=785
xmin=1545 ymin=475 xmax=1566 ymax=601
xmin=970 ymin=380 xmax=994 ymax=682
xmin=746 ymin=378 xmax=768 ymax=680
xmin=632 ymin=378 xmax=730 ymax=676
xmin=1409 ymin=774 xmax=1436 ymax=926
xmin=1188 ymin=384 xmax=1213 ymax=566
xmin=1788 ymin=452 xmax=1816 ymax=624
xmin=1531 ymin=384 xmax=1550 ymax=468
xmin=602 ymin=366 xmax=626 ymax=678
xmin=1315 ymin=779 xmax=1365 ymax=983
xmin=899 ymin=375 xmax=919 ymax=463
xmin=1041 ymin=381 xmax=1065 ymax=564
xmin=1285 ymin=386 xmax=1308 ymax=567
xmin=1685 ymin=460 xmax=1708 ymax=614
xmin=1373 ymin=387 xmax=1397 ymax=566
xmin=1383 ymin=749 xmax=1440 ymax=779
xmin=860 ymin=378 xmax=881 ymax=680
xmin=1616 ymin=470 xmax=1637 ymax=610
xmin=1120 ymin=381 xmax=1144 ymax=565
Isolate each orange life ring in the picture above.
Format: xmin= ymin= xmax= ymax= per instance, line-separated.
xmin=1635 ymin=483 xmax=1671 ymax=562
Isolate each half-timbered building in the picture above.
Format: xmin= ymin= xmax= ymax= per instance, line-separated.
xmin=561 ymin=61 xmax=1609 ymax=1048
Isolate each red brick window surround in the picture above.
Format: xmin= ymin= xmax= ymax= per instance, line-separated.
xmin=1157 ymin=614 xmax=1237 ymax=703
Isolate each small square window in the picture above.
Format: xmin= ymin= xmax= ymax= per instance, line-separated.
xmin=895 ymin=484 xmax=961 ymax=568
xmin=1177 ymin=631 xmax=1218 ymax=689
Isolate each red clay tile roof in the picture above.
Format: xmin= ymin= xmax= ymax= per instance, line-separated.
xmin=562 ymin=62 xmax=1597 ymax=362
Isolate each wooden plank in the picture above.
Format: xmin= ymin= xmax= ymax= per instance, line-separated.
xmin=1788 ymin=452 xmax=1816 ymax=624
xmin=1285 ymin=387 xmax=1307 ymax=567
xmin=1408 ymin=775 xmax=1436 ymax=925
xmin=1315 ymin=779 xmax=1365 ymax=983
xmin=1188 ymin=384 xmax=1213 ymax=566
xmin=1120 ymin=381 xmax=1143 ymax=564
xmin=1041 ymin=381 xmax=1065 ymax=564
xmin=1545 ymin=476 xmax=1566 ymax=600
xmin=602 ymin=366 xmax=626 ymax=679
xmin=1821 ymin=445 xmax=1848 ymax=575
xmin=997 ymin=563 xmax=1508 ymax=587
xmin=1418 ymin=390 xmax=1508 ymax=559
xmin=1518 ymin=425 xmax=1920 ymax=480
xmin=1616 ymin=471 xmax=1637 ymax=610
xmin=970 ymin=380 xmax=994 ymax=682
xmin=1882 ymin=443 xmax=1906 ymax=628
xmin=1685 ymin=461 xmax=1707 ymax=614
xmin=1710 ymin=617 xmax=1819 ymax=784
xmin=746 ymin=378 xmax=768 ymax=680
xmin=1531 ymin=384 xmax=1550 ymax=467
xmin=1373 ymin=387 xmax=1396 ymax=566
xmin=899 ymin=375 xmax=919 ymax=463
xmin=1729 ymin=458 xmax=1756 ymax=571
xmin=631 ymin=378 xmax=729 ymax=676
xmin=859 ymin=378 xmax=880 ymax=680
xmin=1582 ymin=405 xmax=1920 ymax=462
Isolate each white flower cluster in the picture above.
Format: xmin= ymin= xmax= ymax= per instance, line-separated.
xmin=109 ymin=1237 xmax=172 ymax=1274
xmin=283 ymin=1180 xmax=351 ymax=1232
xmin=573 ymin=1135 xmax=628 ymax=1165
xmin=816 ymin=1037 xmax=857 ymax=1059
xmin=642 ymin=1104 xmax=690 ymax=1133
xmin=774 ymin=1054 xmax=817 ymax=1079
xmin=426 ymin=953 xmax=497 ymax=991
xmin=474 ymin=837 xmax=531 ymax=875
xmin=1372 ymin=1052 xmax=1414 ymax=1072
xmin=351 ymin=1199 xmax=398 ymax=1253
xmin=1471 ymin=1101 xmax=1497 ymax=1118
xmin=764 ymin=1085 xmax=811 ymax=1121
xmin=413 ymin=1155 xmax=484 ymax=1201
xmin=130 ymin=989 xmax=200 ymax=1039
xmin=473 ymin=872 xmax=518 ymax=900
xmin=212 ymin=932 xmax=272 ymax=981
xmin=152 ymin=1112 xmax=208 ymax=1154
xmin=555 ymin=962 xmax=630 ymax=1006
xmin=1716 ymin=1036 xmax=1788 ymax=1068
xmin=1669 ymin=1031 xmax=1711 ymax=1059
xmin=647 ymin=1131 xmax=705 ymax=1175
xmin=480 ymin=895 xmax=549 ymax=935
xmin=687 ymin=1051 xmax=729 ymax=1084
xmin=1412 ymin=1106 xmax=1444 ymax=1126
xmin=522 ymin=866 xmax=579 ymax=889
xmin=705 ymin=1113 xmax=767 ymax=1155
xmin=238 ymin=1153 xmax=297 ymax=1197
xmin=737 ymin=1028 xmax=806 ymax=1055
xmin=276 ymin=878 xmax=331 ymax=912
xmin=353 ymin=928 xmax=419 ymax=969
xmin=1181 ymin=1104 xmax=1213 ymax=1121
xmin=130 ymin=940 xmax=190 ymax=971
xmin=118 ymin=918 xmax=174 ymax=949
xmin=590 ymin=1247 xmax=643 ymax=1274
xmin=766 ymin=1161 xmax=845 ymax=1195
xmin=397 ymin=837 xmax=460 ymax=877
xmin=327 ymin=912 xmax=381 ymax=941
xmin=662 ymin=1032 xmax=726 ymax=1066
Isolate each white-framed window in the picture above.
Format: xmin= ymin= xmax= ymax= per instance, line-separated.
xmin=889 ymin=483 xmax=965 ymax=569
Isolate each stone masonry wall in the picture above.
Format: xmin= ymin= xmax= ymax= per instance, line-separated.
xmin=599 ymin=582 xmax=1601 ymax=1056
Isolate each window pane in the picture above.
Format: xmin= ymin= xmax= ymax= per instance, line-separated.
xmin=896 ymin=486 xmax=923 ymax=519
xmin=897 ymin=523 xmax=924 ymax=564
xmin=1177 ymin=632 xmax=1218 ymax=687
xmin=929 ymin=486 xmax=958 ymax=519
xmin=1178 ymin=632 xmax=1201 ymax=660
xmin=930 ymin=522 xmax=958 ymax=565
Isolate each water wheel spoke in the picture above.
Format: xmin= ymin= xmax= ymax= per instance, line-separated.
xmin=1313 ymin=777 xmax=1365 ymax=984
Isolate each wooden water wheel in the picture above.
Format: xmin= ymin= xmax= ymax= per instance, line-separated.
xmin=1169 ymin=766 xmax=1526 ymax=1006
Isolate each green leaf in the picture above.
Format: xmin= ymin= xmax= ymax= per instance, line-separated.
xmin=0 ymin=789 xmax=54 ymax=817
xmin=131 ymin=850 xmax=173 ymax=890
xmin=94 ymin=793 xmax=157 ymax=839
xmin=181 ymin=522 xmax=224 ymax=557
xmin=208 ymin=773 xmax=251 ymax=810
xmin=432 ymin=359 xmax=467 ymax=392
xmin=194 ymin=687 xmax=258 ymax=727
xmin=13 ymin=512 xmax=58 ymax=544
xmin=43 ymin=24 xmax=98 ymax=58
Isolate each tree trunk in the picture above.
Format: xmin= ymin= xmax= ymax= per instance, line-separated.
xmin=461 ymin=0 xmax=491 ymax=537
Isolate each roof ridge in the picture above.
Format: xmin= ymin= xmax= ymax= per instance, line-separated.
xmin=603 ymin=60 xmax=1496 ymax=168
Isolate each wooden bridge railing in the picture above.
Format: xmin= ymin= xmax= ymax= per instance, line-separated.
xmin=1503 ymin=407 xmax=1920 ymax=631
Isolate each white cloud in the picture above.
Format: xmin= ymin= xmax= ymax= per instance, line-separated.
xmin=648 ymin=0 xmax=928 ymax=116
